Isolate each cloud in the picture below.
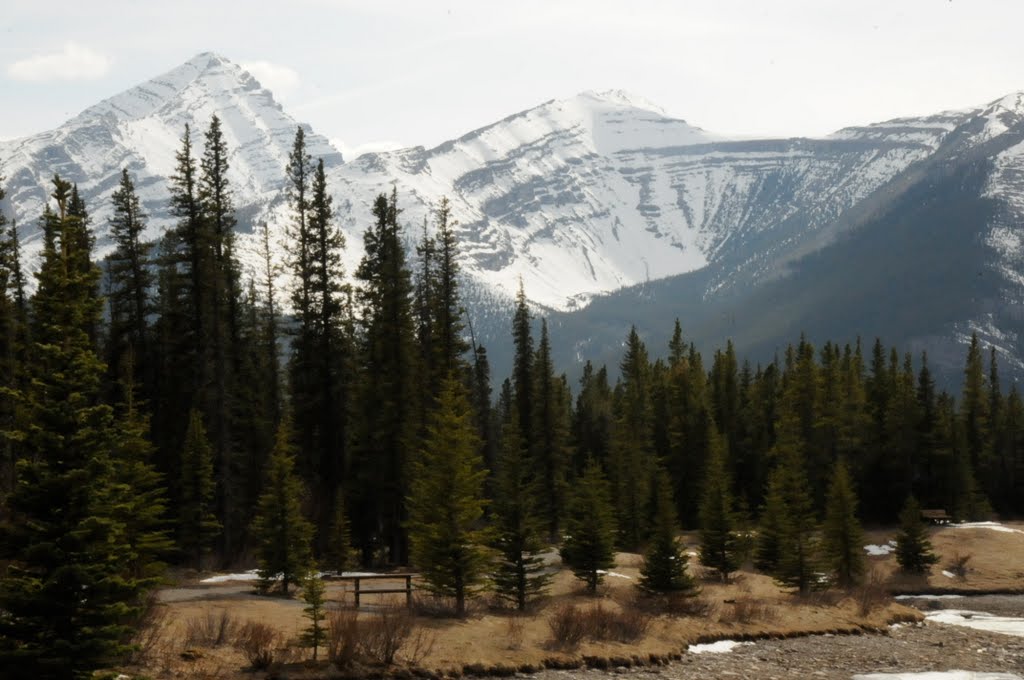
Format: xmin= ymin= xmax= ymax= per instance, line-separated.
xmin=241 ymin=60 xmax=301 ymax=101
xmin=330 ymin=137 xmax=405 ymax=160
xmin=7 ymin=43 xmax=111 ymax=82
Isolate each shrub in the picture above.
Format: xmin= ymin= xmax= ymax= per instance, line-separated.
xmin=126 ymin=593 xmax=171 ymax=664
xmin=235 ymin=621 xmax=279 ymax=671
xmin=718 ymin=597 xmax=779 ymax=624
xmin=855 ymin=569 xmax=892 ymax=616
xmin=947 ymin=553 xmax=972 ymax=581
xmin=327 ymin=609 xmax=361 ymax=667
xmin=505 ymin=613 xmax=525 ymax=650
xmin=359 ymin=606 xmax=415 ymax=665
xmin=184 ymin=610 xmax=237 ymax=647
xmin=547 ymin=603 xmax=587 ymax=650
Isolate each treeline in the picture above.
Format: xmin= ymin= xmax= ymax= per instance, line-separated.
xmin=1 ymin=116 xmax=1022 ymax=675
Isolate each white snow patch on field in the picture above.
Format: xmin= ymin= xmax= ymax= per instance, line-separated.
xmin=687 ymin=640 xmax=753 ymax=654
xmin=200 ymin=570 xmax=379 ymax=583
xmin=854 ymin=671 xmax=1023 ymax=679
xmin=926 ymin=609 xmax=1024 ymax=637
xmin=865 ymin=541 xmax=897 ymax=556
xmin=951 ymin=522 xmax=1024 ymax=535
xmin=596 ymin=569 xmax=632 ymax=579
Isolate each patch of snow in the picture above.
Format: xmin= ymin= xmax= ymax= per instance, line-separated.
xmin=865 ymin=543 xmax=895 ymax=556
xmin=596 ymin=570 xmax=632 ymax=580
xmin=200 ymin=569 xmax=380 ymax=583
xmin=853 ymin=672 xmax=1023 ymax=679
xmin=894 ymin=594 xmax=965 ymax=601
xmin=926 ymin=609 xmax=1024 ymax=637
xmin=687 ymin=640 xmax=754 ymax=654
xmin=951 ymin=522 xmax=1024 ymax=535
xmin=942 ymin=570 xmax=957 ymax=579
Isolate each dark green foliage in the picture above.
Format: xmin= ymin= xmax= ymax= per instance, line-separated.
xmin=531 ymin=320 xmax=571 ymax=541
xmin=407 ymin=376 xmax=492 ymax=616
xmin=324 ymin=487 xmax=355 ymax=575
xmin=640 ymin=472 xmax=697 ymax=595
xmin=821 ymin=459 xmax=865 ymax=588
xmin=355 ymin=189 xmax=418 ymax=565
xmin=300 ymin=567 xmax=328 ymax=660
xmin=895 ymin=496 xmax=939 ymax=574
xmin=765 ymin=421 xmax=819 ymax=593
xmin=179 ymin=409 xmax=220 ymax=570
xmin=561 ymin=458 xmax=617 ymax=594
xmin=0 ymin=178 xmax=153 ymax=678
xmin=252 ymin=419 xmax=314 ymax=595
xmin=491 ymin=414 xmax=551 ymax=610
xmin=698 ymin=428 xmax=740 ymax=581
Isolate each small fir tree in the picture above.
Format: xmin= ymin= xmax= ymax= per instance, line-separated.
xmin=639 ymin=472 xmax=697 ymax=595
xmin=407 ymin=376 xmax=492 ymax=616
xmin=301 ymin=566 xmax=328 ymax=661
xmin=698 ymin=429 xmax=741 ymax=581
xmin=179 ymin=409 xmax=221 ymax=570
xmin=324 ymin=487 xmax=355 ymax=575
xmin=561 ymin=458 xmax=617 ymax=594
xmin=491 ymin=413 xmax=551 ymax=610
xmin=755 ymin=471 xmax=786 ymax=573
xmin=252 ymin=418 xmax=314 ymax=595
xmin=821 ymin=458 xmax=866 ymax=588
xmin=895 ymin=496 xmax=939 ymax=574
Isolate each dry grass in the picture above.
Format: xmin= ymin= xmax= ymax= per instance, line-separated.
xmin=854 ymin=569 xmax=892 ymax=616
xmin=546 ymin=601 xmax=652 ymax=650
xmin=718 ymin=597 xmax=779 ymax=624
xmin=125 ymin=593 xmax=171 ymax=665
xmin=505 ymin=613 xmax=525 ymax=650
xmin=184 ymin=609 xmax=238 ymax=648
xmin=234 ymin=621 xmax=279 ymax=670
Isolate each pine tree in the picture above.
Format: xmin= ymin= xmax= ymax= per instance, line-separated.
xmin=179 ymin=409 xmax=220 ymax=570
xmin=561 ymin=458 xmax=617 ymax=594
xmin=407 ymin=376 xmax=491 ymax=616
xmin=531 ymin=319 xmax=571 ymax=541
xmin=699 ymin=428 xmax=740 ymax=581
xmin=640 ymin=471 xmax=697 ymax=595
xmin=755 ymin=470 xmax=786 ymax=573
xmin=491 ymin=413 xmax=551 ymax=610
xmin=301 ymin=567 xmax=328 ymax=661
xmin=324 ymin=487 xmax=355 ymax=575
xmin=895 ymin=496 xmax=939 ymax=574
xmin=355 ymin=189 xmax=418 ymax=565
xmin=105 ymin=168 xmax=153 ymax=405
xmin=252 ymin=419 xmax=314 ymax=595
xmin=0 ymin=177 xmax=151 ymax=678
xmin=821 ymin=458 xmax=865 ymax=588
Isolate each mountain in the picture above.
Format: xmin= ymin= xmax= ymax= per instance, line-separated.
xmin=2 ymin=53 xmax=1024 ymax=382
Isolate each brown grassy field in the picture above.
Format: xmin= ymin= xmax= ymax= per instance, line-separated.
xmin=118 ymin=522 xmax=1024 ymax=679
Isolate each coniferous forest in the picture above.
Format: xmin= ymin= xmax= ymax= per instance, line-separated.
xmin=1 ymin=118 xmax=1023 ymax=676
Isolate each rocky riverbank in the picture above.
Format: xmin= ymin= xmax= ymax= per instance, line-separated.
xmin=529 ymin=622 xmax=1024 ymax=679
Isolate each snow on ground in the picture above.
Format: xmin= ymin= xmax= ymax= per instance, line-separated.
xmin=853 ymin=672 xmax=1023 ymax=679
xmin=865 ymin=540 xmax=897 ymax=556
xmin=895 ymin=595 xmax=965 ymax=601
xmin=926 ymin=609 xmax=1024 ymax=637
xmin=200 ymin=570 xmax=379 ymax=583
xmin=942 ymin=570 xmax=957 ymax=579
xmin=596 ymin=569 xmax=632 ymax=579
xmin=687 ymin=640 xmax=754 ymax=654
xmin=951 ymin=522 xmax=1024 ymax=535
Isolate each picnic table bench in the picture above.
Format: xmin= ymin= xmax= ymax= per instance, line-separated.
xmin=334 ymin=573 xmax=417 ymax=608
xmin=921 ymin=508 xmax=951 ymax=524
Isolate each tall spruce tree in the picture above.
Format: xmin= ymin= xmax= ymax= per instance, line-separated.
xmin=179 ymin=409 xmax=220 ymax=570
xmin=699 ymin=427 xmax=741 ymax=581
xmin=531 ymin=319 xmax=571 ymax=541
xmin=561 ymin=458 xmax=617 ymax=594
xmin=407 ymin=376 xmax=491 ymax=616
xmin=355 ymin=189 xmax=417 ymax=565
xmin=104 ymin=168 xmax=153 ymax=405
xmin=0 ymin=177 xmax=151 ymax=678
xmin=491 ymin=412 xmax=551 ymax=610
xmin=821 ymin=458 xmax=865 ymax=588
xmin=252 ymin=419 xmax=314 ymax=595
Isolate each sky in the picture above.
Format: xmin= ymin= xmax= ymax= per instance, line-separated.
xmin=4 ymin=1 xmax=1024 ymax=156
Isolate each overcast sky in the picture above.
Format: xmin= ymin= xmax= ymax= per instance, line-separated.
xmin=3 ymin=1 xmax=1024 ymax=156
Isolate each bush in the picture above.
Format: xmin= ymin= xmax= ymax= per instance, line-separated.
xmin=855 ymin=569 xmax=892 ymax=616
xmin=328 ymin=609 xmax=361 ymax=667
xmin=547 ymin=604 xmax=587 ymax=651
xmin=126 ymin=592 xmax=171 ymax=664
xmin=236 ymin=621 xmax=279 ymax=671
xmin=631 ymin=590 xmax=715 ymax=618
xmin=718 ymin=597 xmax=779 ymax=624
xmin=505 ymin=613 xmax=525 ymax=650
xmin=947 ymin=553 xmax=972 ymax=581
xmin=184 ymin=610 xmax=237 ymax=647
xmin=359 ymin=606 xmax=416 ymax=666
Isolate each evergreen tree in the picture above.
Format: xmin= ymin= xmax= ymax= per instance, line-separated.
xmin=324 ymin=487 xmax=355 ymax=574
xmin=252 ymin=419 xmax=314 ymax=595
xmin=895 ymin=496 xmax=939 ymax=574
xmin=767 ymin=419 xmax=819 ymax=593
xmin=491 ymin=413 xmax=551 ymax=610
xmin=755 ymin=470 xmax=786 ymax=573
xmin=531 ymin=319 xmax=571 ymax=540
xmin=300 ymin=567 xmax=327 ymax=661
xmin=179 ymin=409 xmax=220 ymax=570
xmin=355 ymin=189 xmax=418 ymax=565
xmin=698 ymin=428 xmax=740 ymax=581
xmin=511 ymin=281 xmax=534 ymax=455
xmin=821 ymin=459 xmax=865 ymax=588
xmin=561 ymin=458 xmax=617 ymax=594
xmin=639 ymin=471 xmax=697 ymax=595
xmin=0 ymin=177 xmax=150 ymax=678
xmin=104 ymin=168 xmax=153 ymax=405
xmin=407 ymin=376 xmax=491 ymax=616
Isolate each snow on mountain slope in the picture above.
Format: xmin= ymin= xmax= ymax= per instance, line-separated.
xmin=3 ymin=53 xmax=1024 ymax=325
xmin=0 ymin=52 xmax=339 ymax=263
